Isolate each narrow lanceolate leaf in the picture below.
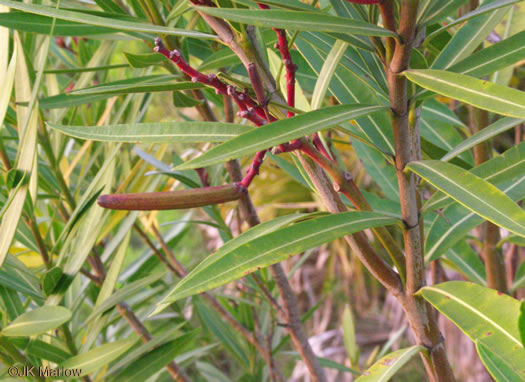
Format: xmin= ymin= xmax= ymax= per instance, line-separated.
xmin=196 ymin=8 xmax=397 ymax=38
xmin=47 ymin=122 xmax=252 ymax=143
xmin=418 ymin=282 xmax=525 ymax=379
xmin=425 ymin=0 xmax=520 ymax=36
xmin=442 ymin=117 xmax=525 ymax=161
xmin=1 ymin=306 xmax=71 ymax=336
xmin=0 ymin=35 xmax=37 ymax=267
xmin=512 ymin=262 xmax=525 ymax=292
xmin=452 ymin=29 xmax=525 ymax=79
xmin=311 ymin=40 xmax=348 ymax=110
xmin=83 ymin=272 xmax=166 ymax=325
xmin=113 ymin=333 xmax=197 ymax=382
xmin=355 ymin=346 xmax=425 ymax=382
xmin=418 ymin=0 xmax=468 ymax=26
xmin=424 ymin=141 xmax=525 ymax=212
xmin=70 ymin=80 xmax=204 ymax=96
xmin=406 ymin=70 xmax=525 ymax=119
xmin=431 ymin=8 xmax=508 ymax=70
xmin=445 ymin=242 xmax=486 ymax=286
xmin=425 ymin=174 xmax=525 ymax=262
xmin=175 ymin=104 xmax=386 ymax=170
xmin=0 ymin=32 xmax=15 ymax=126
xmin=0 ymin=0 xmax=217 ymax=39
xmin=518 ymin=301 xmax=525 ymax=346
xmin=409 ymin=160 xmax=525 ymax=238
xmin=152 ymin=212 xmax=398 ymax=314
xmin=60 ymin=339 xmax=135 ymax=377
xmin=0 ymin=12 xmax=118 ymax=35
xmin=342 ymin=305 xmax=359 ymax=368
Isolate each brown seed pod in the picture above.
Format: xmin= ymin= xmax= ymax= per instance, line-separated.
xmin=97 ymin=184 xmax=244 ymax=211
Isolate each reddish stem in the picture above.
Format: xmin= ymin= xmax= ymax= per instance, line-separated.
xmin=154 ymin=38 xmax=267 ymax=126
xmin=257 ymin=3 xmax=297 ymax=118
xmin=239 ymin=150 xmax=267 ymax=189
xmin=312 ymin=133 xmax=333 ymax=161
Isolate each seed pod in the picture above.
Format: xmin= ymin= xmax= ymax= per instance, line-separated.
xmin=98 ymin=184 xmax=244 ymax=211
xmin=344 ymin=0 xmax=381 ymax=3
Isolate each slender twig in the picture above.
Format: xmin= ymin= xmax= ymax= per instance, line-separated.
xmin=87 ymin=250 xmax=190 ymax=382
xmin=225 ymin=160 xmax=328 ymax=382
xmin=148 ymin=222 xmax=286 ymax=382
xmin=275 ymin=139 xmax=406 ymax=280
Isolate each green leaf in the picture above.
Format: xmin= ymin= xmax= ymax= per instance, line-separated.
xmin=113 ymin=333 xmax=196 ymax=382
xmin=47 ymin=121 xmax=252 ymax=143
xmin=418 ymin=282 xmax=525 ymax=379
xmin=175 ymin=104 xmax=386 ymax=170
xmin=42 ymin=267 xmax=64 ymax=296
xmin=172 ymin=91 xmax=203 ymax=107
xmin=0 ymin=0 xmax=217 ymax=39
xmin=38 ymin=76 xmax=200 ymax=108
xmin=425 ymin=0 xmax=520 ymax=35
xmin=407 ymin=70 xmax=525 ymax=118
xmin=0 ymin=255 xmax=44 ymax=303
xmin=196 ymin=8 xmax=397 ymax=38
xmin=342 ymin=304 xmax=359 ymax=368
xmin=424 ymin=141 xmax=525 ymax=212
xmin=518 ymin=301 xmax=525 ymax=346
xmin=295 ymin=32 xmax=394 ymax=154
xmin=444 ymin=241 xmax=486 ymax=286
xmin=70 ymin=80 xmax=202 ymax=97
xmin=197 ymin=48 xmax=241 ymax=72
xmin=442 ymin=117 xmax=524 ymax=161
xmin=60 ymin=339 xmax=135 ymax=377
xmin=153 ymin=211 xmax=397 ymax=313
xmin=123 ymin=52 xmax=164 ymax=68
xmin=355 ymin=346 xmax=425 ymax=382
xmin=431 ymin=7 xmax=508 ymax=69
xmin=512 ymin=262 xmax=525 ymax=291
xmin=25 ymin=339 xmax=71 ymax=363
xmin=311 ymin=40 xmax=348 ymax=110
xmin=408 ymin=160 xmax=525 ymax=237
xmin=1 ymin=306 xmax=71 ymax=336
xmin=188 ymin=213 xmax=320 ymax=277
xmin=0 ymin=12 xmax=117 ymax=35
xmin=450 ymin=30 xmax=525 ymax=79
xmin=425 ymin=174 xmax=525 ymax=262
xmin=0 ymin=27 xmax=16 ymax=127
xmin=83 ymin=272 xmax=166 ymax=325
xmin=476 ymin=340 xmax=525 ymax=382
xmin=194 ymin=299 xmax=249 ymax=366
xmin=0 ymin=35 xmax=37 ymax=268
xmin=418 ymin=0 xmax=468 ymax=26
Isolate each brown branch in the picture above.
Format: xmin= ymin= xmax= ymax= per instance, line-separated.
xmin=387 ymin=1 xmax=455 ymax=380
xmin=225 ymin=160 xmax=328 ymax=382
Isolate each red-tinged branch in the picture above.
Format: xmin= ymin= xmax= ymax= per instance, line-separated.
xmin=154 ymin=38 xmax=268 ymax=125
xmin=98 ymin=184 xmax=244 ymax=211
xmin=273 ymin=138 xmax=406 ymax=279
xmin=257 ymin=3 xmax=296 ymax=117
xmin=239 ymin=150 xmax=267 ymax=189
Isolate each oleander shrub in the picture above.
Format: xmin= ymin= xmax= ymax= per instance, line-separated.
xmin=0 ymin=0 xmax=524 ymax=381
